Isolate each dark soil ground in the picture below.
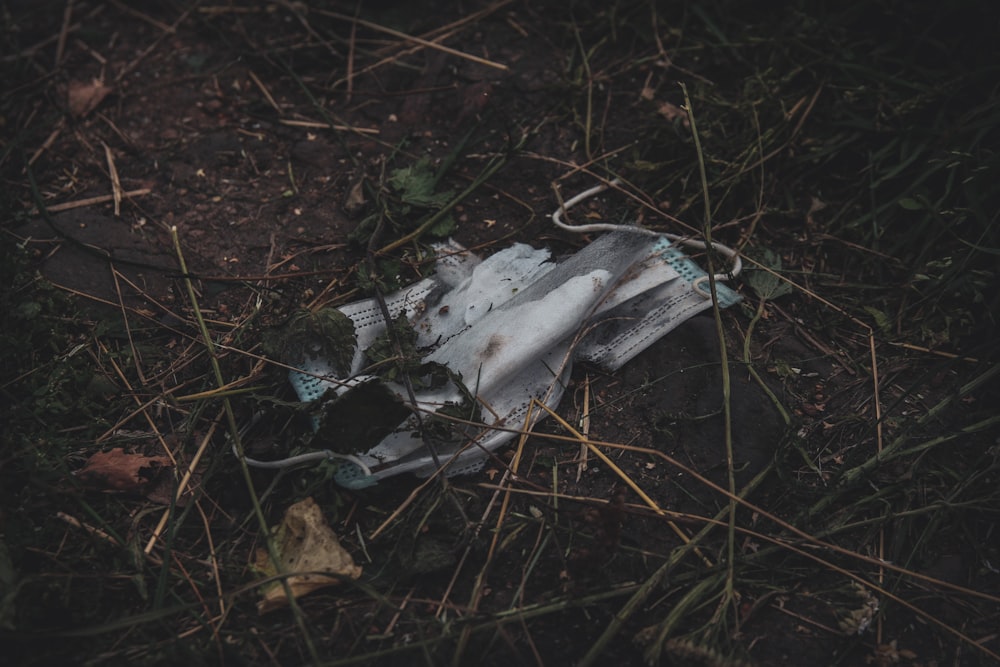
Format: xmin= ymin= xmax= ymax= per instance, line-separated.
xmin=2 ymin=1 xmax=999 ymax=666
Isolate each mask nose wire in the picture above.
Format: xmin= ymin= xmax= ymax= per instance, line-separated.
xmin=550 ymin=179 xmax=742 ymax=298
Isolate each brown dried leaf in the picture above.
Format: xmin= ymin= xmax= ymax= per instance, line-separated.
xmin=800 ymin=402 xmax=826 ymax=417
xmin=76 ymin=448 xmax=172 ymax=493
xmin=255 ymin=497 xmax=362 ymax=613
xmin=343 ymin=179 xmax=366 ymax=216
xmin=68 ymin=78 xmax=112 ymax=118
xmin=657 ymin=101 xmax=690 ymax=127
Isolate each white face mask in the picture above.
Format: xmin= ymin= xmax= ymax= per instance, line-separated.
xmin=260 ymin=184 xmax=742 ymax=489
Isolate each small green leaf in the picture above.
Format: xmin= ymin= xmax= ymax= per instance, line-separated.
xmin=772 ymin=358 xmax=795 ymax=378
xmin=898 ymin=197 xmax=923 ymax=210
xmin=629 ymin=159 xmax=662 ymax=172
xmin=364 ymin=313 xmax=421 ymax=381
xmin=863 ymin=306 xmax=892 ymax=333
xmin=388 ymin=157 xmax=454 ymax=208
xmin=426 ymin=214 xmax=457 ymax=238
xmin=16 ymin=301 xmax=42 ymax=319
xmin=348 ymin=213 xmax=379 ymax=244
xmin=356 ymin=258 xmax=404 ymax=294
xmin=745 ymin=247 xmax=793 ymax=300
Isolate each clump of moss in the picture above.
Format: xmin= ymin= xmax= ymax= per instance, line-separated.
xmin=262 ymin=307 xmax=357 ymax=375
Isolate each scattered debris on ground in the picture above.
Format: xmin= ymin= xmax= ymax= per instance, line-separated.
xmin=2 ymin=1 xmax=998 ymax=665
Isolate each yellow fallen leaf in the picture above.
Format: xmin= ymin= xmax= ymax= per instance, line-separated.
xmin=254 ymin=497 xmax=361 ymax=613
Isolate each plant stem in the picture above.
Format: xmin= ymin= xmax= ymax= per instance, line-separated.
xmin=682 ymin=82 xmax=738 ymax=607
xmin=170 ymin=226 xmax=320 ymax=663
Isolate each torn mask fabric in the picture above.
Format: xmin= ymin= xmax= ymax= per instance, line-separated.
xmin=284 ymin=230 xmax=740 ymax=489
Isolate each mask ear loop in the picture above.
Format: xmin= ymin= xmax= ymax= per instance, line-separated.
xmin=236 ymin=441 xmax=374 ymax=476
xmin=551 ymin=179 xmax=742 ymax=298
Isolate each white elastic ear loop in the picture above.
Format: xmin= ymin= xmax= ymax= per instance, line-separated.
xmin=551 ymin=180 xmax=742 ymax=298
xmin=236 ymin=442 xmax=374 ymax=477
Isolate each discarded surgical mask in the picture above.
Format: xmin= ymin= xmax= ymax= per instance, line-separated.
xmin=246 ymin=184 xmax=742 ymax=489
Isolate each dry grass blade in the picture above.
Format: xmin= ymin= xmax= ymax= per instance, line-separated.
xmin=248 ymin=69 xmax=281 ymax=113
xmin=143 ymin=412 xmax=224 ymax=555
xmin=54 ymin=0 xmax=74 ymax=67
xmin=27 ymin=187 xmax=150 ymax=214
xmin=451 ymin=402 xmax=538 ymax=666
xmin=575 ymin=374 xmax=590 ymax=482
xmin=534 ymin=401 xmax=713 ymax=567
xmin=100 ymin=141 xmax=122 ymax=216
xmin=314 ymin=8 xmax=510 ymax=72
xmin=278 ymin=118 xmax=378 ymax=133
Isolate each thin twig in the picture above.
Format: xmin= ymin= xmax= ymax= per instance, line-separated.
xmin=314 ymin=8 xmax=509 ymax=71
xmin=56 ymin=511 xmax=119 ymax=546
xmin=576 ymin=375 xmax=590 ymax=482
xmin=278 ymin=118 xmax=378 ymax=133
xmin=345 ymin=4 xmax=359 ymax=102
xmin=451 ymin=401 xmax=537 ymax=667
xmin=26 ymin=119 xmax=66 ymax=168
xmin=536 ymin=402 xmax=713 ymax=567
xmin=101 ymin=141 xmax=122 ymax=216
xmin=114 ymin=6 xmax=193 ymax=83
xmin=29 ymin=188 xmax=151 ymax=214
xmin=377 ymin=153 xmax=509 ymax=255
xmin=144 ymin=411 xmax=224 ymax=554
xmin=55 ymin=0 xmax=74 ymax=67
xmin=248 ymin=70 xmax=281 ymax=112
xmin=108 ymin=0 xmax=177 ymax=33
